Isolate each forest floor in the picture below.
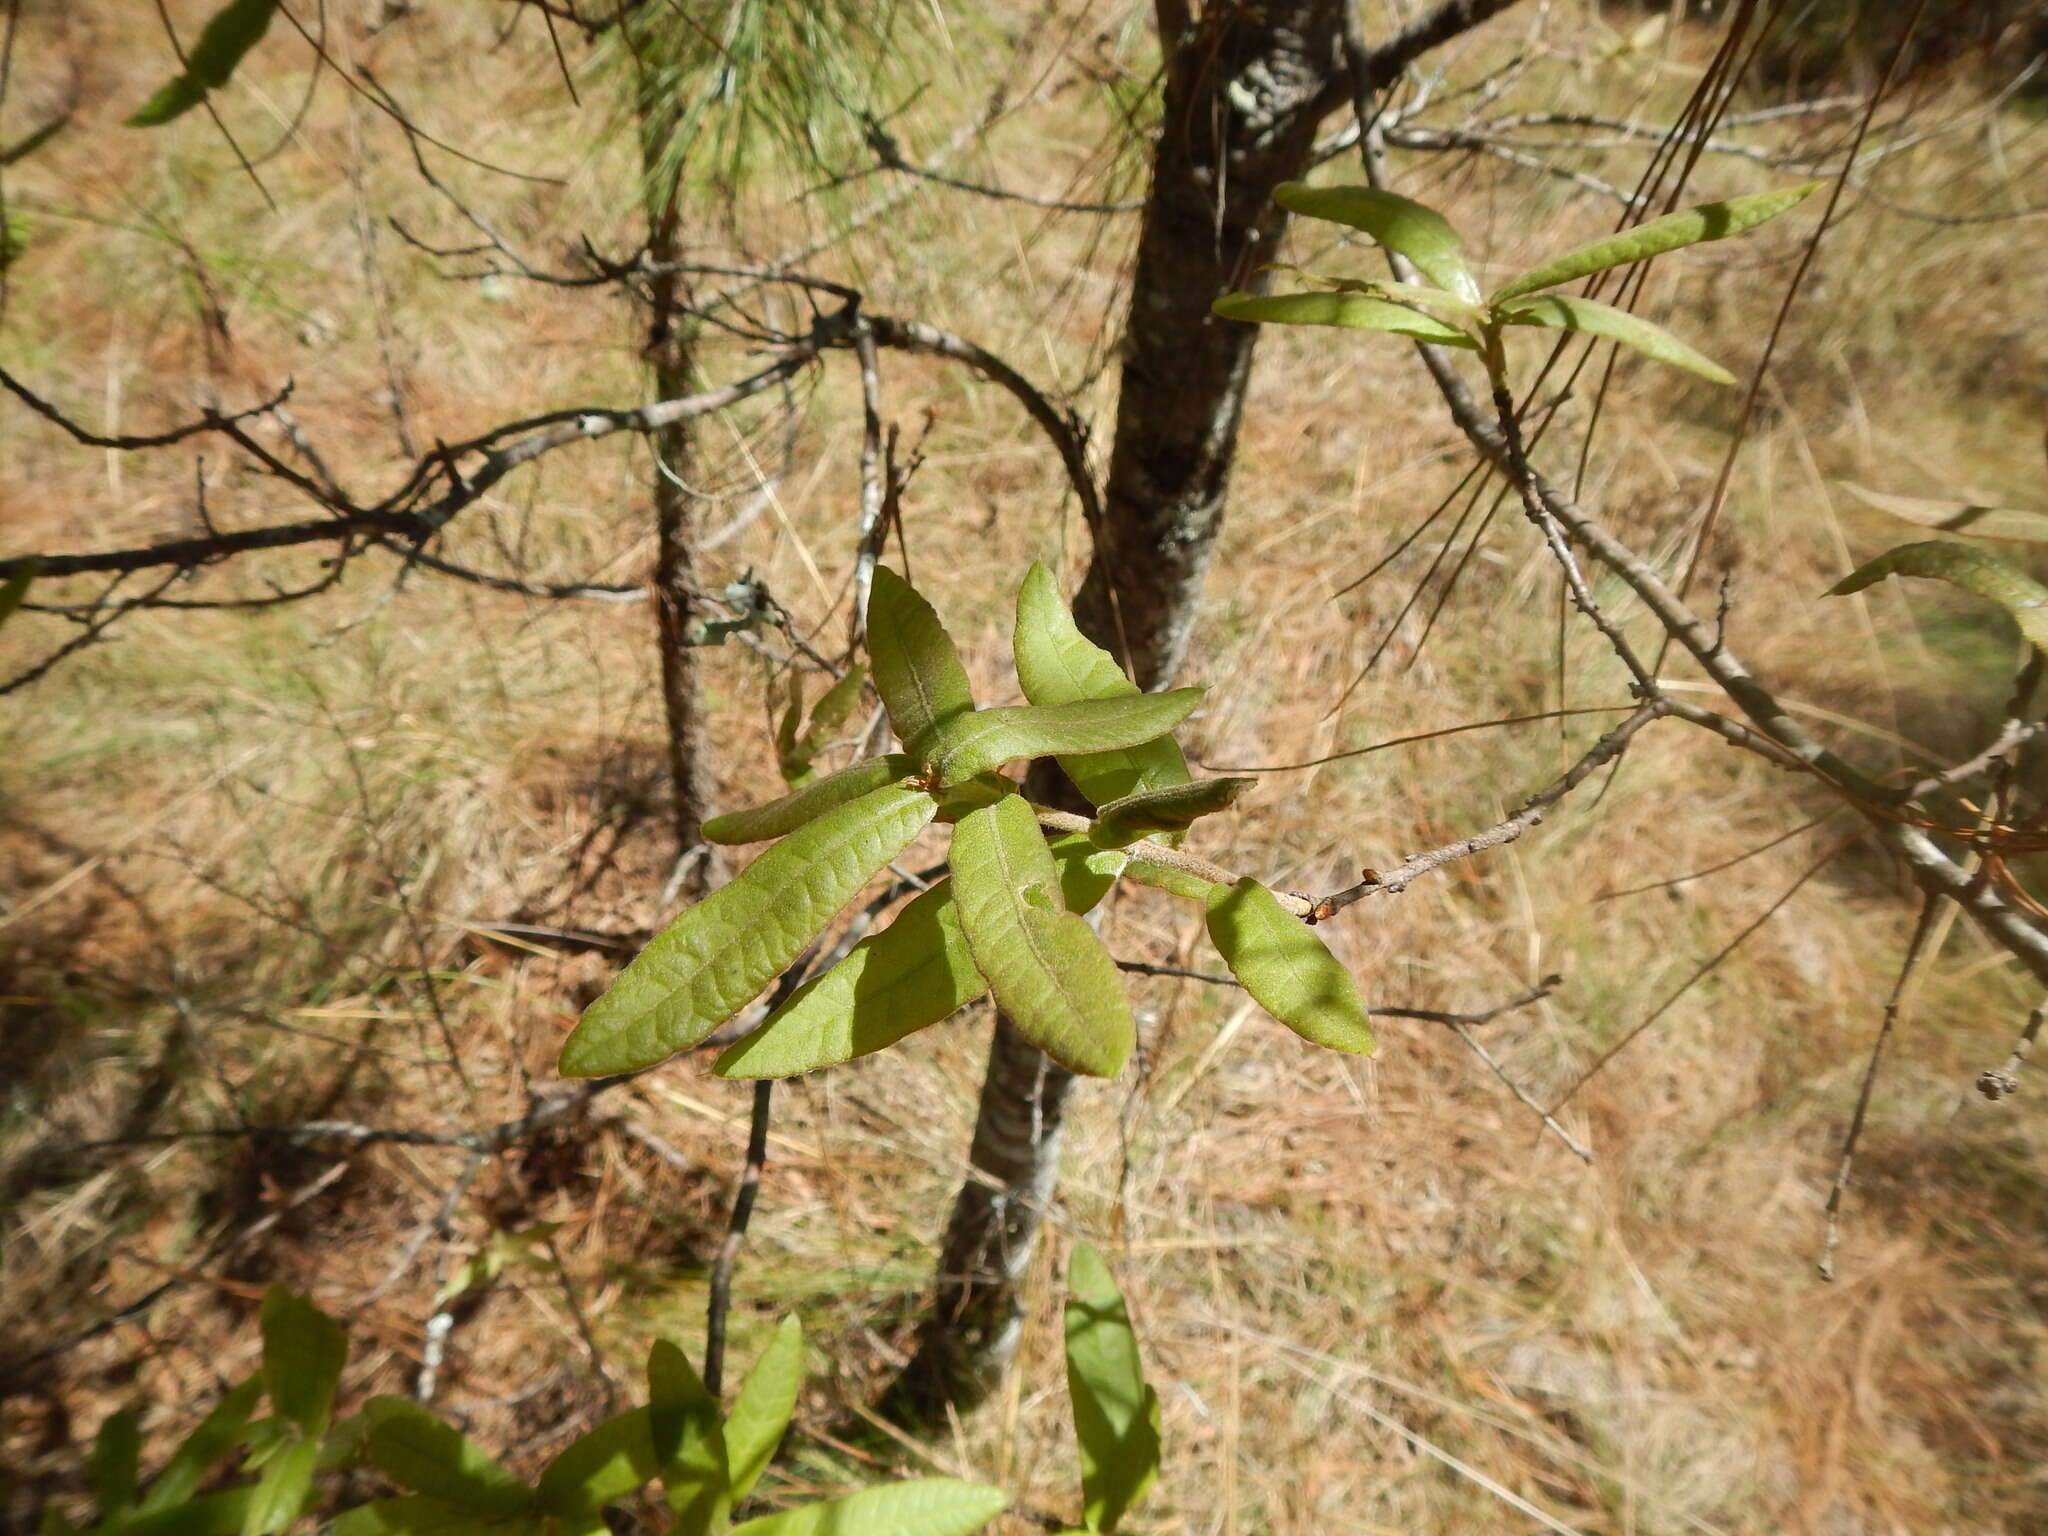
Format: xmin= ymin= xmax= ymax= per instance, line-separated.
xmin=4 ymin=3 xmax=2046 ymax=1532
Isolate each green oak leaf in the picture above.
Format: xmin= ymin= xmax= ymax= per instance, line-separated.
xmin=646 ymin=1341 xmax=729 ymax=1535
xmin=1496 ymin=293 xmax=1733 ymax=384
xmin=260 ymin=1286 xmax=347 ymax=1437
xmin=127 ymin=0 xmax=280 ymax=127
xmin=728 ymin=1479 xmax=1005 ymax=1536
xmin=560 ymin=784 xmax=938 ymax=1075
xmin=362 ymin=1398 xmax=532 ymax=1518
xmin=1090 ymin=777 xmax=1254 ymax=848
xmin=867 ymin=565 xmax=975 ymax=759
xmin=1830 ymin=538 xmax=2048 ymax=651
xmin=1211 ymin=291 xmax=1478 ymax=349
xmin=929 ymin=692 xmax=1203 ymax=788
xmin=1012 ymin=562 xmax=1191 ymax=808
xmin=1206 ymin=879 xmax=1374 ymax=1054
xmin=703 ymin=755 xmax=918 ymax=844
xmin=1272 ymin=182 xmax=1482 ymax=301
xmin=723 ymin=1317 xmax=803 ymax=1502
xmin=1490 ymin=182 xmax=1821 ymax=302
xmin=1065 ymin=1243 xmax=1160 ymax=1534
xmin=951 ymin=796 xmax=1133 ymax=1077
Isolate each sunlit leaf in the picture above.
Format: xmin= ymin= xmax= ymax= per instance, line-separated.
xmin=1045 ymin=832 xmax=1126 ymax=916
xmin=930 ymin=692 xmax=1204 ymax=789
xmin=703 ymin=755 xmax=918 ymax=844
xmin=1206 ymin=879 xmax=1374 ymax=1054
xmin=951 ymin=797 xmax=1134 ymax=1077
xmin=127 ymin=0 xmax=280 ymax=127
xmin=142 ymin=1377 xmax=265 ymax=1513
xmin=1117 ymin=857 xmax=1225 ymax=904
xmin=723 ymin=1316 xmax=803 ymax=1502
xmin=362 ymin=1399 xmax=531 ymax=1518
xmin=260 ymin=1286 xmax=347 ymax=1437
xmin=646 ymin=1342 xmax=729 ymax=1535
xmin=712 ymin=878 xmax=983 ymax=1079
xmin=1490 ymin=182 xmax=1821 ymax=301
xmin=728 ymin=1479 xmax=1006 ymax=1536
xmin=1838 ymin=481 xmax=2048 ymax=542
xmin=1065 ymin=1244 xmax=1160 ymax=1533
xmin=1012 ymin=563 xmax=1190 ymax=808
xmin=535 ymin=1408 xmax=658 ymax=1522
xmin=1830 ymin=539 xmax=2048 ymax=651
xmin=1272 ymin=182 xmax=1482 ymax=301
xmin=91 ymin=1410 xmax=141 ymax=1520
xmin=781 ymin=662 xmax=868 ymax=785
xmin=1497 ymin=293 xmax=1733 ymax=384
xmin=560 ymin=784 xmax=938 ymax=1076
xmin=240 ymin=1433 xmax=317 ymax=1536
xmin=1090 ymin=778 xmax=1253 ymax=848
xmin=867 ymin=565 xmax=975 ymax=758
xmin=1260 ymin=265 xmax=1487 ymax=318
xmin=111 ymin=1488 xmax=263 ymax=1536
xmin=1211 ymin=291 xmax=1478 ymax=349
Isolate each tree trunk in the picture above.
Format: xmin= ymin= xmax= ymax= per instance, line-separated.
xmin=897 ymin=0 xmax=1354 ymax=1415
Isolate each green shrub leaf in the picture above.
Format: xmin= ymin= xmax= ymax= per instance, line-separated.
xmin=1211 ymin=291 xmax=1478 ymax=348
xmin=1271 ymin=182 xmax=1481 ymax=301
xmin=1206 ymin=879 xmax=1374 ymax=1054
xmin=1838 ymin=481 xmax=2048 ymax=542
xmin=260 ymin=1286 xmax=347 ymax=1437
xmin=560 ymin=784 xmax=938 ymax=1075
xmin=1045 ymin=832 xmax=1127 ymax=915
xmin=1497 ymin=294 xmax=1734 ymax=384
xmin=127 ymin=0 xmax=281 ymax=127
xmin=951 ymin=797 xmax=1134 ymax=1077
xmin=91 ymin=1409 xmax=141 ymax=1519
xmin=1013 ymin=563 xmax=1190 ymax=808
xmin=867 ymin=565 xmax=975 ymax=759
xmin=240 ymin=1433 xmax=318 ymax=1536
xmin=1065 ymin=1244 xmax=1160 ymax=1533
xmin=780 ymin=663 xmax=869 ymax=785
xmin=724 ymin=1316 xmax=803 ymax=1502
xmin=362 ymin=1398 xmax=531 ymax=1517
xmin=930 ymin=692 xmax=1203 ymax=789
xmin=535 ymin=1408 xmax=658 ymax=1521
xmin=728 ymin=1479 xmax=1006 ymax=1536
xmin=1490 ymin=182 xmax=1821 ymax=301
xmin=703 ymin=755 xmax=918 ymax=844
xmin=1117 ymin=858 xmax=1225 ymax=904
xmin=142 ymin=1377 xmax=265 ymax=1513
xmin=1090 ymin=778 xmax=1254 ymax=848
xmin=712 ymin=878 xmax=984 ymax=1079
xmin=1829 ymin=539 xmax=2048 ymax=650
xmin=646 ymin=1342 xmax=730 ymax=1534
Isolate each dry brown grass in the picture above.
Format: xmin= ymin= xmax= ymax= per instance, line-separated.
xmin=4 ymin=2 xmax=2047 ymax=1532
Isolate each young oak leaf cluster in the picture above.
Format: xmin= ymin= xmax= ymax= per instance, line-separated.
xmin=1213 ymin=179 xmax=1820 ymax=385
xmin=559 ymin=564 xmax=1372 ymax=1082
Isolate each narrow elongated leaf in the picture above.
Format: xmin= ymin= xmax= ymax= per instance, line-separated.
xmin=1206 ymin=879 xmax=1374 ymax=1054
xmin=1090 ymin=778 xmax=1253 ymax=848
xmin=867 ymin=565 xmax=975 ymax=758
xmin=1491 ymin=182 xmax=1821 ymax=301
xmin=703 ymin=755 xmax=917 ymax=844
xmin=1839 ymin=481 xmax=2048 ymax=542
xmin=1830 ymin=539 xmax=2048 ymax=650
xmin=143 ymin=1377 xmax=265 ymax=1512
xmin=260 ymin=1286 xmax=347 ymax=1437
xmin=1117 ymin=856 xmax=1225 ymax=904
xmin=1498 ymin=294 xmax=1734 ymax=384
xmin=728 ymin=1479 xmax=1006 ymax=1536
xmin=362 ymin=1398 xmax=530 ymax=1517
xmin=127 ymin=0 xmax=280 ymax=126
xmin=91 ymin=1410 xmax=141 ymax=1519
xmin=1065 ymin=1244 xmax=1160 ymax=1533
xmin=333 ymin=1496 xmax=539 ymax=1536
xmin=1261 ymin=265 xmax=1487 ymax=318
xmin=1211 ymin=291 xmax=1478 ymax=349
xmin=712 ymin=878 xmax=983 ymax=1079
xmin=723 ymin=1316 xmax=803 ymax=1502
xmin=781 ymin=663 xmax=869 ymax=785
xmin=951 ymin=798 xmax=1134 ymax=1077
xmin=240 ymin=1433 xmax=317 ymax=1536
xmin=535 ymin=1408 xmax=658 ymax=1520
xmin=931 ymin=692 xmax=1203 ymax=789
xmin=1012 ymin=563 xmax=1189 ymax=807
xmin=560 ymin=784 xmax=938 ymax=1076
xmin=1272 ymin=182 xmax=1482 ymax=301
xmin=646 ymin=1342 xmax=729 ymax=1535
xmin=1045 ymin=832 xmax=1126 ymax=916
